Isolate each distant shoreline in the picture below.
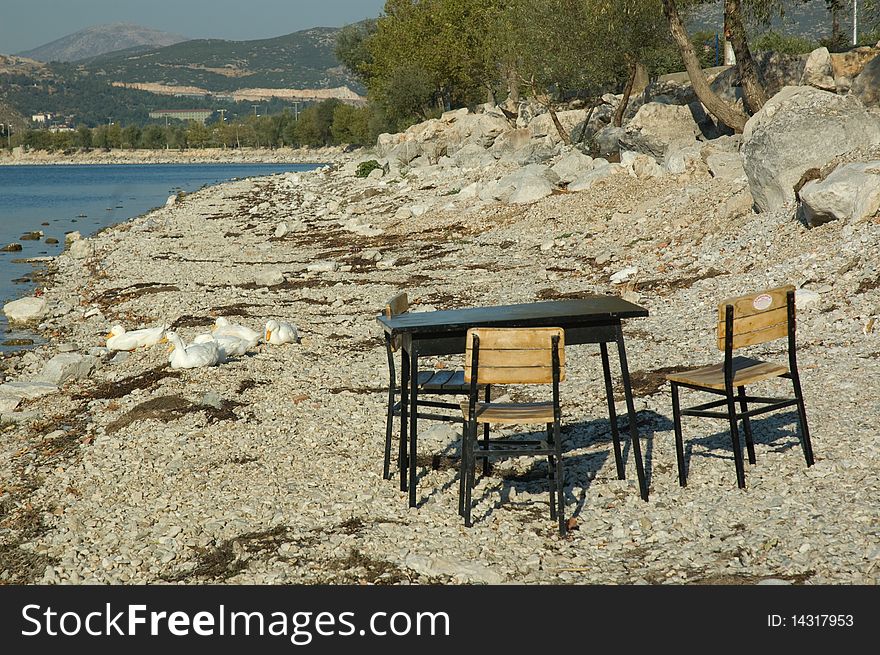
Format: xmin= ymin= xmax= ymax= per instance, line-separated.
xmin=0 ymin=146 xmax=356 ymax=166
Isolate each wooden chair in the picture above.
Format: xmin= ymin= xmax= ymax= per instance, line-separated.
xmin=382 ymin=293 xmax=490 ymax=482
xmin=460 ymin=327 xmax=567 ymax=535
xmin=665 ymin=286 xmax=815 ymax=488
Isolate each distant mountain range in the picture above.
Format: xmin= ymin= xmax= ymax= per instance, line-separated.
xmin=0 ymin=24 xmax=364 ymax=129
xmin=16 ymin=23 xmax=189 ymax=63
xmin=80 ymin=27 xmax=360 ymax=94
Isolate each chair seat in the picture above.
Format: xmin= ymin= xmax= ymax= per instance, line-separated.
xmin=417 ymin=369 xmax=468 ymax=390
xmin=460 ymin=400 xmax=555 ymax=424
xmin=665 ymin=356 xmax=789 ymax=391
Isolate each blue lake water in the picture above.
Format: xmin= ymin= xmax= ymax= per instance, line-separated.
xmin=0 ymin=162 xmax=322 ymax=349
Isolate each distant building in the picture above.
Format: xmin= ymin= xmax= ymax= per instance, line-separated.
xmin=31 ymin=112 xmax=54 ymax=124
xmin=148 ymin=109 xmax=214 ymax=124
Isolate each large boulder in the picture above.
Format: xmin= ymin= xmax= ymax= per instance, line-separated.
xmin=453 ymin=143 xmax=497 ymax=170
xmin=593 ymin=125 xmax=625 ymax=157
xmin=620 ymin=102 xmax=700 ymax=160
xmin=3 ymin=297 xmax=47 ymax=323
xmin=551 ymin=149 xmax=594 ymax=184
xmin=850 ymin=55 xmax=880 ymax=108
xmin=831 ymin=47 xmax=880 ymax=80
xmin=799 ymin=47 xmax=836 ymax=91
xmin=741 ymin=86 xmax=880 ymax=212
xmin=527 ymin=109 xmax=589 ymax=144
xmin=798 ymin=161 xmax=880 ymax=227
xmin=446 ymin=113 xmax=510 ymax=152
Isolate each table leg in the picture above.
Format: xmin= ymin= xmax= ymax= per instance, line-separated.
xmin=600 ymin=342 xmax=625 ymax=480
xmin=615 ymin=323 xmax=649 ymax=501
xmin=409 ymin=344 xmax=419 ymax=508
xmin=399 ymin=347 xmax=410 ymax=493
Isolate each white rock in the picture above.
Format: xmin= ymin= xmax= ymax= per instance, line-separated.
xmin=274 ymin=222 xmax=289 ymax=238
xmin=551 ymin=150 xmax=594 ymax=183
xmin=65 ymin=231 xmax=82 ymax=243
xmin=798 ymin=161 xmax=880 ymax=226
xmin=610 ymin=267 xmax=639 ymax=284
xmin=306 ymin=261 xmax=339 ymax=273
xmin=568 ymin=164 xmax=620 ymax=192
xmin=509 ymin=176 xmax=554 ymax=204
xmin=3 ymin=297 xmax=47 ymax=323
xmin=741 ymin=86 xmax=880 ymax=212
xmin=165 ymin=194 xmax=177 ymax=207
xmin=796 ymin=289 xmax=821 ymax=308
xmin=69 ymin=239 xmax=92 ymax=260
xmin=37 ymin=354 xmax=97 ymax=385
xmin=0 ymin=381 xmax=58 ymax=400
xmin=254 ymin=270 xmax=285 ymax=287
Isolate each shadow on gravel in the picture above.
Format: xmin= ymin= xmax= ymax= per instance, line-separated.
xmin=77 ymin=366 xmax=181 ymax=400
xmin=106 ymin=395 xmax=240 ymax=433
xmin=163 ymin=518 xmax=422 ymax=584
xmin=411 ymin=411 xmax=673 ymax=532
xmin=678 ymin=410 xmax=806 ymax=477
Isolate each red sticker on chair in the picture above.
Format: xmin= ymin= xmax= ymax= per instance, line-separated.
xmin=753 ymin=294 xmax=773 ymax=311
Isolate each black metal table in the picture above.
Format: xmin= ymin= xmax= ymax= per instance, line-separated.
xmin=376 ymin=297 xmax=650 ymax=507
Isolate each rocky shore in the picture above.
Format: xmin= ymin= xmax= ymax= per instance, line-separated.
xmin=1 ymin=81 xmax=878 ymax=586
xmin=0 ymin=146 xmax=349 ymax=166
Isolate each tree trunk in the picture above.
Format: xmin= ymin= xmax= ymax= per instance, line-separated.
xmin=724 ymin=0 xmax=768 ymax=113
xmin=832 ymin=6 xmax=840 ymax=41
xmin=548 ymin=105 xmax=571 ymax=145
xmin=661 ymin=0 xmax=749 ymax=133
xmin=613 ymin=62 xmax=637 ymax=127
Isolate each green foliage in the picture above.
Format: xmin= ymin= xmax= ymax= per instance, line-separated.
xmin=331 ymin=104 xmax=376 ymax=146
xmin=294 ymin=99 xmax=342 ymax=147
xmin=336 ymin=20 xmax=377 ymax=83
xmin=752 ymin=30 xmax=818 ymax=54
xmin=355 ymin=160 xmax=382 ymax=178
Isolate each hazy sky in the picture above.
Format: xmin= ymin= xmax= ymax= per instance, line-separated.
xmin=3 ymin=0 xmax=387 ymax=54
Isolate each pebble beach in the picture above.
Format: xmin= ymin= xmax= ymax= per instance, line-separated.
xmin=1 ymin=150 xmax=878 ymax=586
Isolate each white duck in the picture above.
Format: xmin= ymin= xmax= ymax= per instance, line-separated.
xmin=166 ymin=332 xmax=224 ymax=369
xmin=265 ymin=319 xmax=299 ymax=345
xmin=106 ymin=324 xmax=167 ymax=351
xmin=193 ymin=332 xmax=254 ymax=358
xmin=213 ymin=317 xmax=261 ymax=343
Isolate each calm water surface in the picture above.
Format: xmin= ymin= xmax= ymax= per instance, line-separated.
xmin=0 ymin=162 xmax=322 ymax=349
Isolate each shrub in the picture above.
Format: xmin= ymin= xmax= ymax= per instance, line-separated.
xmin=356 ymin=160 xmax=382 ymax=178
xmin=752 ymin=31 xmax=818 ymax=55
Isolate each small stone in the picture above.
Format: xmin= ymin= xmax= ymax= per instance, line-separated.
xmin=610 ymin=267 xmax=638 ymax=284
xmin=1 ymin=243 xmax=22 ymax=252
xmin=65 ymin=231 xmax=82 ymax=243
xmin=37 ymin=353 xmax=96 ymax=385
xmin=306 ymin=261 xmax=339 ymax=273
xmin=274 ymin=222 xmax=289 ymax=238
xmin=254 ymin=270 xmax=285 ymax=287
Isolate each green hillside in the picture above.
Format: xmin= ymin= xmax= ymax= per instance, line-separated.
xmin=82 ymin=27 xmax=361 ymax=92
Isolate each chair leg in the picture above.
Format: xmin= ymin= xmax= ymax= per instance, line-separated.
xmin=726 ymin=392 xmax=746 ymax=489
xmin=553 ymin=419 xmax=565 ymax=536
xmin=458 ymin=420 xmax=468 ymax=516
xmin=737 ymin=386 xmax=756 ymax=465
xmin=383 ymin=383 xmax=396 ymax=480
xmin=790 ymin=373 xmax=815 ymax=467
xmin=399 ymin=357 xmax=410 ymax=493
xmin=546 ymin=423 xmax=557 ymax=521
xmin=671 ymin=383 xmax=687 ymax=487
xmin=463 ymin=419 xmax=477 ymax=527
xmin=482 ymin=385 xmax=491 ymax=476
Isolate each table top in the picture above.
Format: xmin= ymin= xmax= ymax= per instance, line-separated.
xmin=377 ymin=297 xmax=648 ymax=335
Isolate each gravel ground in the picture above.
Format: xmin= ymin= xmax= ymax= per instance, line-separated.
xmin=1 ymin=155 xmax=877 ymax=585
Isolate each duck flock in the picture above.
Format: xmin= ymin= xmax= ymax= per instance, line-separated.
xmin=105 ymin=317 xmax=298 ymax=369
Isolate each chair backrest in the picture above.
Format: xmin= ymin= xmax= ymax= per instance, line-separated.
xmin=384 ymin=292 xmax=409 ymax=353
xmin=717 ymin=285 xmax=795 ymax=351
xmin=384 ymin=292 xmax=409 ymax=319
xmin=464 ymin=327 xmax=565 ymax=384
